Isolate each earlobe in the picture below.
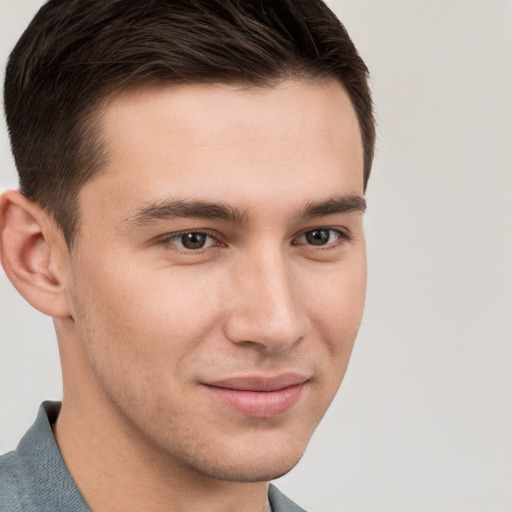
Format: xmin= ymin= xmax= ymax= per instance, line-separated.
xmin=0 ymin=189 xmax=72 ymax=318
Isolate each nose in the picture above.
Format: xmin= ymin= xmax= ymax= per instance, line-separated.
xmin=223 ymin=247 xmax=307 ymax=352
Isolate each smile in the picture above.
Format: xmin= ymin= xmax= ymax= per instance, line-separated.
xmin=203 ymin=374 xmax=309 ymax=419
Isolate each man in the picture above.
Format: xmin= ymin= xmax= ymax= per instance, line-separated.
xmin=0 ymin=1 xmax=375 ymax=511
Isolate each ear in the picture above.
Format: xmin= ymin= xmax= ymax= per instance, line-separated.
xmin=0 ymin=189 xmax=72 ymax=318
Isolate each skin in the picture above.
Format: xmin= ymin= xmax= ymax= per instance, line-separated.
xmin=0 ymin=78 xmax=366 ymax=512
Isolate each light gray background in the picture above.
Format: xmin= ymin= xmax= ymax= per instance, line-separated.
xmin=1 ymin=1 xmax=511 ymax=511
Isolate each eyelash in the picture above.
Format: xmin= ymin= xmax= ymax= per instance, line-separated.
xmin=159 ymin=227 xmax=352 ymax=253
xmin=162 ymin=230 xmax=221 ymax=252
xmin=292 ymin=228 xmax=352 ymax=248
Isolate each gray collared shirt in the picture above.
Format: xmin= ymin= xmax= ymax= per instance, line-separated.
xmin=0 ymin=402 xmax=306 ymax=512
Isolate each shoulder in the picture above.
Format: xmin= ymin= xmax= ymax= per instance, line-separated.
xmin=268 ymin=484 xmax=308 ymax=512
xmin=0 ymin=449 xmax=23 ymax=512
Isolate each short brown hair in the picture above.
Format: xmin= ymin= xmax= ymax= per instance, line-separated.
xmin=4 ymin=0 xmax=375 ymax=246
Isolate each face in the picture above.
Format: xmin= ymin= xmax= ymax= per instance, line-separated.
xmin=64 ymin=79 xmax=366 ymax=482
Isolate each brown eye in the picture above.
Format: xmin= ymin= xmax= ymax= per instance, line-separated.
xmin=181 ymin=232 xmax=207 ymax=249
xmin=305 ymin=229 xmax=331 ymax=245
xmin=164 ymin=231 xmax=216 ymax=251
xmin=294 ymin=228 xmax=348 ymax=247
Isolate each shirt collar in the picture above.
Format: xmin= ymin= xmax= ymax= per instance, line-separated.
xmin=16 ymin=401 xmax=90 ymax=512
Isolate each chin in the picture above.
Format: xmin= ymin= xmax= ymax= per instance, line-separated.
xmin=151 ymin=420 xmax=312 ymax=483
xmin=185 ymin=447 xmax=306 ymax=483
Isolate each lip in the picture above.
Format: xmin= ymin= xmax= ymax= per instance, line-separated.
xmin=203 ymin=373 xmax=309 ymax=419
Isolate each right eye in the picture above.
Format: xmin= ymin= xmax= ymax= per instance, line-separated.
xmin=163 ymin=231 xmax=218 ymax=251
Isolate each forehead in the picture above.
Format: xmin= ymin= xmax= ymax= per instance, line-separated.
xmin=80 ymin=79 xmax=364 ymax=222
xmin=102 ymin=78 xmax=360 ymax=137
xmin=100 ymin=79 xmax=362 ymax=156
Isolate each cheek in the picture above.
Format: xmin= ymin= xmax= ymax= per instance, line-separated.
xmin=71 ymin=258 xmax=226 ymax=384
xmin=89 ymin=256 xmax=219 ymax=325
xmin=305 ymin=253 xmax=366 ymax=323
xmin=301 ymin=256 xmax=366 ymax=376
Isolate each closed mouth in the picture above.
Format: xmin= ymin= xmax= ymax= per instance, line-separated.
xmin=203 ymin=373 xmax=310 ymax=418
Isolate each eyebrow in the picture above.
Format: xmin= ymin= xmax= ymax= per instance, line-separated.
xmin=300 ymin=194 xmax=366 ymax=219
xmin=122 ymin=199 xmax=249 ymax=227
xmin=121 ymin=194 xmax=366 ymax=228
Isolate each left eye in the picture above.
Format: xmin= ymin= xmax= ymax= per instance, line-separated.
xmin=295 ymin=228 xmax=345 ymax=246
xmin=166 ymin=232 xmax=217 ymax=250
